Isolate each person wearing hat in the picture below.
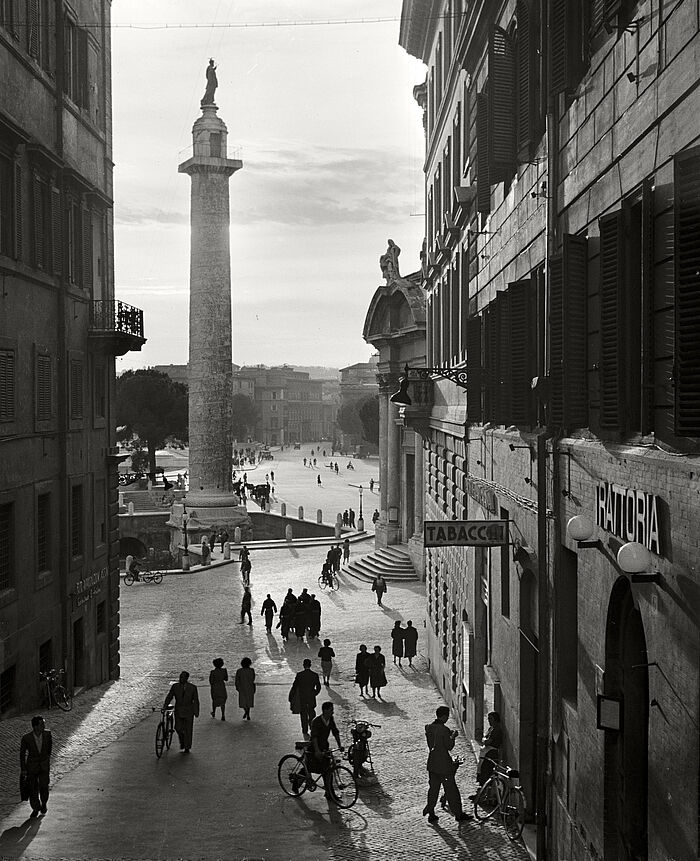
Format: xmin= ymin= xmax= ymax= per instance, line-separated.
xmin=209 ymin=658 xmax=228 ymax=720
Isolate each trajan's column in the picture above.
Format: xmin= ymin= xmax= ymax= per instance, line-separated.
xmin=175 ymin=60 xmax=251 ymax=549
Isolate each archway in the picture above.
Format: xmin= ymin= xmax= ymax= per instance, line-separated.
xmin=119 ymin=537 xmax=147 ymax=561
xmin=603 ymin=577 xmax=649 ymax=860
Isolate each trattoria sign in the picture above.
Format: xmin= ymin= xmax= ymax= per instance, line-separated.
xmin=424 ymin=520 xmax=508 ymax=547
xmin=595 ymin=481 xmax=661 ymax=555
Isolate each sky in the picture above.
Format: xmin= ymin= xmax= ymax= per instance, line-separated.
xmin=111 ymin=1 xmax=427 ymax=373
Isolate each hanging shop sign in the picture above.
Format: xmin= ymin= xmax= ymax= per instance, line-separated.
xmin=595 ymin=481 xmax=661 ymax=555
xmin=424 ymin=520 xmax=508 ymax=547
xmin=597 ymin=694 xmax=623 ymax=731
xmin=72 ymin=566 xmax=108 ymax=609
xmin=465 ymin=478 xmax=498 ymax=515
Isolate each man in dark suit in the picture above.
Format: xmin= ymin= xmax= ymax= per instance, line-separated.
xmin=288 ymin=658 xmax=322 ymax=739
xmin=163 ymin=671 xmax=200 ymax=753
xmin=423 ymin=706 xmax=471 ymax=824
xmin=20 ymin=716 xmax=52 ymax=817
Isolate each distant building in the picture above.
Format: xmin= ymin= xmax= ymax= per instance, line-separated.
xmin=0 ymin=2 xmax=144 ymax=713
xmin=339 ymin=355 xmax=379 ymax=404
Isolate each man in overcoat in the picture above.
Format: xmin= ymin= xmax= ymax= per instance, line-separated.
xmin=164 ymin=671 xmax=200 ymax=752
xmin=289 ymin=658 xmax=322 ymax=739
xmin=423 ymin=706 xmax=471 ymax=823
xmin=20 ymin=716 xmax=52 ymax=817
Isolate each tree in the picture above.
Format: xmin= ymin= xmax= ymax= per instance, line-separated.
xmin=336 ymin=401 xmax=364 ymax=438
xmin=358 ymin=395 xmax=379 ymax=445
xmin=116 ymin=369 xmax=188 ymax=475
xmin=231 ymin=393 xmax=260 ymax=441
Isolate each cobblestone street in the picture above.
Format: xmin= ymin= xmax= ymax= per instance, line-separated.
xmin=0 ymin=451 xmax=530 ymax=860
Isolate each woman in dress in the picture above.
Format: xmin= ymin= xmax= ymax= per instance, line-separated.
xmin=390 ymin=620 xmax=405 ymax=667
xmin=354 ymin=644 xmax=370 ymax=697
xmin=318 ymin=638 xmax=336 ymax=686
xmin=234 ymin=657 xmax=256 ymax=720
xmin=367 ymin=645 xmax=387 ymax=699
xmin=209 ymin=657 xmax=228 ymax=720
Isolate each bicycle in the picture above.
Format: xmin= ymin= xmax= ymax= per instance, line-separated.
xmin=155 ymin=706 xmax=175 ymax=758
xmin=473 ymin=762 xmax=526 ymax=840
xmin=318 ymin=572 xmax=339 ymax=591
xmin=124 ymin=560 xmax=164 ymax=586
xmin=39 ymin=668 xmax=72 ymax=711
xmin=277 ymin=741 xmax=357 ymax=808
xmin=346 ymin=718 xmax=380 ymax=779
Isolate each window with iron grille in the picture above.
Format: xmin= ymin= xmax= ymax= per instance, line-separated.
xmin=0 ymin=502 xmax=12 ymax=590
xmin=37 ymin=492 xmax=50 ymax=571
xmin=70 ymin=359 xmax=83 ymax=419
xmin=0 ymin=349 xmax=15 ymax=422
xmin=38 ymin=639 xmax=52 ymax=674
xmin=36 ymin=353 xmax=52 ymax=421
xmin=96 ymin=600 xmax=106 ymax=634
xmin=0 ymin=664 xmax=16 ymax=713
xmin=71 ymin=484 xmax=83 ymax=558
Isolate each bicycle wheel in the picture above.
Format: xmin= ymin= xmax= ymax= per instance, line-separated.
xmin=503 ymin=787 xmax=526 ymax=840
xmin=165 ymin=716 xmax=174 ymax=749
xmin=124 ymin=572 xmax=135 ymax=586
xmin=331 ymin=575 xmax=340 ymax=591
xmin=155 ymin=722 xmax=166 ymax=758
xmin=53 ymin=685 xmax=72 ymax=712
xmin=317 ymin=575 xmax=327 ymax=590
xmin=278 ymin=754 xmax=308 ymax=797
xmin=474 ymin=777 xmax=500 ymax=820
xmin=329 ymin=764 xmax=357 ymax=808
xmin=152 ymin=571 xmax=163 ymax=584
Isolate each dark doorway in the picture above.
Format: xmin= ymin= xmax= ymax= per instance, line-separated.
xmin=604 ymin=578 xmax=649 ymax=860
xmin=519 ymin=568 xmax=538 ymax=815
xmin=72 ymin=616 xmax=85 ymax=687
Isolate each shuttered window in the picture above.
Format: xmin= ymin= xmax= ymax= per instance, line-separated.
xmin=516 ymin=1 xmax=538 ymax=161
xmin=466 ymin=316 xmax=482 ymax=422
xmin=32 ymin=173 xmax=50 ymax=270
xmin=0 ymin=0 xmax=19 ymax=39
xmin=0 ymin=349 xmax=15 ymax=422
xmin=27 ymin=0 xmax=39 ymax=57
xmin=476 ymin=91 xmax=490 ymax=214
xmin=507 ymin=279 xmax=537 ymax=427
xmin=483 ymin=302 xmax=501 ymax=422
xmin=82 ymin=207 xmax=92 ymax=287
xmin=488 ymin=27 xmax=516 ymax=183
xmin=674 ymin=149 xmax=700 ymax=436
xmin=0 ymin=503 xmax=12 ymax=591
xmin=50 ymin=185 xmax=62 ymax=275
xmin=549 ymin=235 xmax=588 ymax=430
xmin=599 ymin=213 xmax=623 ymax=430
xmin=13 ymin=161 xmax=21 ymax=261
xmin=70 ymin=484 xmax=83 ymax=558
xmin=37 ymin=492 xmax=50 ymax=572
xmin=549 ymin=0 xmax=585 ymax=98
xmin=70 ymin=359 xmax=83 ymax=419
xmin=36 ymin=353 xmax=52 ymax=421
xmin=0 ymin=153 xmax=11 ymax=256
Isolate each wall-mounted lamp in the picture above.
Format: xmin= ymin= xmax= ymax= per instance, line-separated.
xmin=390 ymin=363 xmax=469 ymax=406
xmin=566 ymin=515 xmax=601 ymax=549
xmin=480 ymin=253 xmax=491 ymax=261
xmin=475 ymin=459 xmax=483 ymax=466
xmin=468 ymin=228 xmax=497 ymax=236
xmin=617 ymin=541 xmax=661 ymax=584
xmin=523 ymin=476 xmax=533 ymax=485
xmin=530 ymin=181 xmax=547 ymax=200
xmin=561 ymin=489 xmax=572 ymax=498
xmin=627 ymin=72 xmax=637 ymax=82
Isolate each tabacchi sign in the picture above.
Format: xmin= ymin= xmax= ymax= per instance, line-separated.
xmin=595 ymin=481 xmax=661 ymax=555
xmin=424 ymin=520 xmax=508 ymax=547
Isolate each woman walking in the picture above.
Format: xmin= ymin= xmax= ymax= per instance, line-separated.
xmin=391 ymin=620 xmax=405 ymax=667
xmin=209 ymin=657 xmax=228 ymax=720
xmin=234 ymin=657 xmax=256 ymax=720
xmin=367 ymin=645 xmax=387 ymax=699
xmin=354 ymin=644 xmax=370 ymax=697
xmin=318 ymin=638 xmax=336 ymax=686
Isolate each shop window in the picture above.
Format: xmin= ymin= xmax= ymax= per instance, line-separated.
xmin=96 ymin=600 xmax=106 ymax=634
xmin=38 ymin=639 xmax=52 ymax=674
xmin=70 ymin=484 xmax=83 ymax=558
xmin=0 ymin=664 xmax=16 ymax=713
xmin=0 ymin=348 xmax=15 ymax=421
xmin=37 ymin=492 xmax=50 ymax=572
xmin=0 ymin=502 xmax=13 ymax=590
xmin=557 ymin=547 xmax=578 ymax=704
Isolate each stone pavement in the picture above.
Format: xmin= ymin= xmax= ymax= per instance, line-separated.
xmin=0 ymin=472 xmax=529 ymax=861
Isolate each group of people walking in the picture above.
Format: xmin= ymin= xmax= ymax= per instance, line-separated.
xmin=390 ymin=620 xmax=419 ymax=667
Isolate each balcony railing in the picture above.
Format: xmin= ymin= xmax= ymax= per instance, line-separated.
xmin=89 ymin=300 xmax=146 ymax=355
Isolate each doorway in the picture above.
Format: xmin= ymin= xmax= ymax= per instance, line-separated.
xmin=72 ymin=617 xmax=86 ymax=687
xmin=603 ymin=578 xmax=649 ymax=860
xmin=519 ymin=568 xmax=538 ymax=814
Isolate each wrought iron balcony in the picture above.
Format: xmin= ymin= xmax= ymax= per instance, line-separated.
xmin=89 ymin=300 xmax=146 ymax=355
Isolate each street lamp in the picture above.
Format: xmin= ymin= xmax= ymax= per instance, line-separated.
xmin=390 ymin=363 xmax=470 ymax=406
xmin=358 ymin=484 xmax=364 ymax=531
xmin=182 ymin=506 xmax=190 ymax=571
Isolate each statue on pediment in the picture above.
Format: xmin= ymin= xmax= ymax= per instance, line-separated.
xmin=379 ymin=239 xmax=401 ymax=283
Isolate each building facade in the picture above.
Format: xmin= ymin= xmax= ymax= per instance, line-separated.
xmin=399 ymin=2 xmax=699 ymax=859
xmin=0 ymin=1 xmax=144 ymax=714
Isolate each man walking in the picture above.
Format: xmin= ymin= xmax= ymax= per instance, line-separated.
xmin=163 ymin=671 xmax=200 ymax=753
xmin=240 ymin=586 xmax=253 ymax=625
xmin=20 ymin=716 xmax=52 ymax=817
xmin=261 ymin=593 xmax=277 ymax=633
xmin=371 ymin=574 xmax=387 ymax=606
xmin=288 ymin=658 xmax=322 ymax=740
xmin=404 ymin=620 xmax=419 ymax=667
xmin=342 ymin=537 xmax=350 ymax=565
xmin=423 ymin=706 xmax=471 ymax=823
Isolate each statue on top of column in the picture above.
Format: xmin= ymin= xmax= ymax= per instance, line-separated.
xmin=379 ymin=239 xmax=401 ymax=284
xmin=201 ymin=59 xmax=218 ymax=106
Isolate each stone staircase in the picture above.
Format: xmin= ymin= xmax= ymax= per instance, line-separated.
xmin=120 ymin=490 xmax=172 ymax=513
xmin=343 ymin=545 xmax=417 ymax=583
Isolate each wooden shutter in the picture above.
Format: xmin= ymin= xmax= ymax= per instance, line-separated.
xmin=549 ymin=255 xmax=564 ymax=427
xmin=483 ymin=305 xmax=499 ymax=421
xmin=495 ymin=292 xmax=511 ymax=423
xmin=674 ymin=150 xmax=700 ymax=436
xmin=50 ymin=185 xmax=62 ymax=275
xmin=516 ymin=1 xmax=536 ymax=161
xmin=28 ymin=0 xmax=39 ymax=57
xmin=466 ymin=316 xmax=482 ymax=422
xmin=488 ymin=27 xmax=516 ymax=182
xmin=36 ymin=354 xmax=52 ymax=421
xmin=13 ymin=161 xmax=22 ymax=261
xmin=70 ymin=359 xmax=83 ymax=419
xmin=32 ymin=174 xmax=44 ymax=268
xmin=640 ymin=180 xmax=654 ymax=435
xmin=599 ymin=212 xmax=624 ymax=430
xmin=77 ymin=28 xmax=89 ymax=107
xmin=0 ymin=349 xmax=15 ymax=421
xmin=508 ymin=279 xmax=536 ymax=426
xmin=476 ymin=91 xmax=490 ymax=214
xmin=81 ymin=207 xmax=92 ymax=287
xmin=549 ymin=0 xmax=583 ymax=97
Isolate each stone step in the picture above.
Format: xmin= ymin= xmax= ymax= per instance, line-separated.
xmin=343 ymin=550 xmax=417 ymax=583
xmin=379 ymin=546 xmax=413 ymax=563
